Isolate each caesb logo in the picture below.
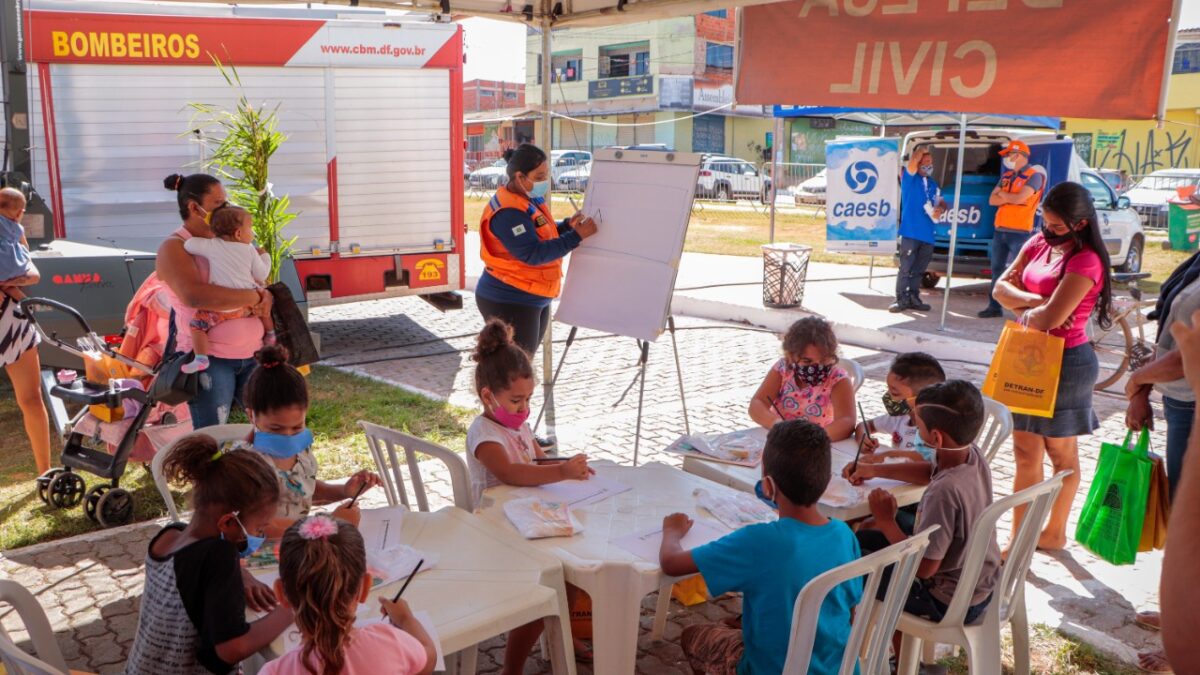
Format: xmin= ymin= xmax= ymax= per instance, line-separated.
xmin=845 ymin=161 xmax=879 ymax=195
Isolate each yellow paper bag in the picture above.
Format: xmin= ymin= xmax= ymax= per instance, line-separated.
xmin=671 ymin=575 xmax=710 ymax=606
xmin=982 ymin=321 xmax=1065 ymax=418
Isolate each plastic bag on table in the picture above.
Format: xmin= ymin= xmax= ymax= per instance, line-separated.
xmin=503 ymin=498 xmax=582 ymax=539
xmin=693 ymin=488 xmax=776 ymax=529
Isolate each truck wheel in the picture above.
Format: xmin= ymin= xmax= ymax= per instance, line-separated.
xmin=1117 ymin=236 xmax=1143 ymax=273
xmin=717 ymin=184 xmax=732 ymax=202
xmin=921 ymin=272 xmax=940 ymax=289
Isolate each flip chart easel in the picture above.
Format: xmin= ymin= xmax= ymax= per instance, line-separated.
xmin=535 ymin=148 xmax=702 ymax=465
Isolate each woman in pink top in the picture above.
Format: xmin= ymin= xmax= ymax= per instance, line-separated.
xmin=156 ymin=173 xmax=273 ymax=428
xmin=992 ymin=181 xmax=1113 ymax=552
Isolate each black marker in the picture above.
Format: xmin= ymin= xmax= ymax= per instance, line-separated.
xmin=392 ymin=558 xmax=424 ymax=602
xmin=851 ymin=401 xmax=870 ymax=474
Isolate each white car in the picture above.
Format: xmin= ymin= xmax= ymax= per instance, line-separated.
xmin=793 ymin=169 xmax=827 ymax=205
xmin=555 ymin=162 xmax=591 ymax=192
xmin=550 ymin=150 xmax=592 ymax=182
xmin=1081 ymin=168 xmax=1146 ymax=273
xmin=697 ymin=156 xmax=772 ymax=202
xmin=469 ymin=159 xmax=508 ymax=189
xmin=1125 ymin=168 xmax=1200 ymax=230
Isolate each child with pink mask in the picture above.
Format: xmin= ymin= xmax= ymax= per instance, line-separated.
xmin=465 ymin=318 xmax=594 ymax=672
xmin=465 ymin=318 xmax=591 ymax=508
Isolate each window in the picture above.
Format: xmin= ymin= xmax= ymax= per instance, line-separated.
xmin=1081 ymin=173 xmax=1114 ymax=209
xmin=504 ymin=91 xmax=519 ymax=100
xmin=705 ymin=43 xmax=734 ymax=71
xmin=704 ymin=9 xmax=727 ymax=17
xmin=552 ymin=52 xmax=583 ymax=82
xmin=600 ymin=42 xmax=650 ymax=78
xmin=480 ymin=90 xmax=495 ymax=97
xmin=1174 ymin=43 xmax=1200 ymax=74
xmin=467 ymin=136 xmax=484 ymax=153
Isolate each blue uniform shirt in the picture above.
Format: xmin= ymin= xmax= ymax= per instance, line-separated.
xmin=899 ymin=167 xmax=940 ymax=245
xmin=475 ymin=200 xmax=581 ymax=307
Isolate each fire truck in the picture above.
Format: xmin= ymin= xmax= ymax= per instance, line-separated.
xmin=1 ymin=0 xmax=466 ymax=369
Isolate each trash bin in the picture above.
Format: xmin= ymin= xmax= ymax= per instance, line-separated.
xmin=1168 ymin=202 xmax=1200 ymax=252
xmin=762 ymin=243 xmax=811 ymax=308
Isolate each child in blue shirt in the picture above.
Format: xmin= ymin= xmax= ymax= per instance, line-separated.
xmin=660 ymin=419 xmax=862 ymax=675
xmin=0 ymin=188 xmax=34 ymax=301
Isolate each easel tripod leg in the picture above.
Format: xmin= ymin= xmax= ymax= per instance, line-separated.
xmin=633 ymin=340 xmax=649 ymax=467
xmin=668 ymin=316 xmax=690 ymax=436
xmin=535 ymin=325 xmax=578 ymax=439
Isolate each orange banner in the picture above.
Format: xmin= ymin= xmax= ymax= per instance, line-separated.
xmin=737 ymin=0 xmax=1175 ymax=120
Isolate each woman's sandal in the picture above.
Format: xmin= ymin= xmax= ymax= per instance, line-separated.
xmin=1138 ymin=649 xmax=1172 ymax=674
xmin=1135 ymin=611 xmax=1162 ymax=632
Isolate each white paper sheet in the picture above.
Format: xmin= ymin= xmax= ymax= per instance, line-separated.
xmin=359 ymin=505 xmax=406 ymax=553
xmin=512 ymin=474 xmax=632 ymax=507
xmin=611 ymin=519 xmax=727 ymax=563
xmin=366 ymin=545 xmax=438 ymax=587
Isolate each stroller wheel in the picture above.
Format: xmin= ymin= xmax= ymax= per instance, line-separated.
xmin=36 ymin=469 xmax=61 ymax=505
xmin=84 ymin=485 xmax=109 ymax=522
xmin=47 ymin=472 xmax=86 ymax=509
xmin=97 ymin=488 xmax=134 ymax=528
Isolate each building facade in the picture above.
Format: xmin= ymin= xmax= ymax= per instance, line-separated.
xmin=523 ymin=12 xmax=773 ymax=162
xmin=464 ymin=79 xmax=525 ymax=113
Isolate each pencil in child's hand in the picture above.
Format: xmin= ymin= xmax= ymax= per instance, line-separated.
xmin=852 ymin=401 xmax=869 ymax=473
xmin=392 ymin=559 xmax=424 ymax=602
xmin=533 ymin=457 xmax=570 ymax=464
xmin=347 ymin=482 xmax=369 ymax=508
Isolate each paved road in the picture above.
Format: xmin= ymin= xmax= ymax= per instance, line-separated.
xmin=1 ymin=293 xmax=1167 ymax=673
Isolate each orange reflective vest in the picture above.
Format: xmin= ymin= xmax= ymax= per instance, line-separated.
xmin=479 ymin=187 xmax=563 ymax=298
xmin=994 ymin=166 xmax=1044 ymax=233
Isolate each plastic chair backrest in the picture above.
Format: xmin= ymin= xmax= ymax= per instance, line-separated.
xmin=358 ymin=421 xmax=473 ymax=511
xmin=783 ymin=527 xmax=938 ymax=675
xmin=152 ymin=424 xmax=254 ymax=522
xmin=0 ymin=580 xmax=69 ymax=675
xmin=937 ymin=470 xmax=1069 ymax=627
xmin=843 ymin=358 xmax=865 ymax=394
xmin=977 ymin=397 xmax=1014 ymax=465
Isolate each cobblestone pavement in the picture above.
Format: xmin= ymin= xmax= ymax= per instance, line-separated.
xmin=1 ymin=293 xmax=1168 ymax=673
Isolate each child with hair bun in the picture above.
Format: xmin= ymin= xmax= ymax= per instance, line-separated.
xmin=231 ymin=344 xmax=382 ymax=539
xmin=125 ymin=433 xmax=292 ymax=675
xmin=749 ymin=317 xmax=857 ymax=441
xmin=259 ymin=515 xmax=436 ymax=675
xmin=467 ymin=318 xmax=594 ymax=672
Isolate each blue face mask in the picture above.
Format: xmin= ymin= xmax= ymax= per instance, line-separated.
xmin=253 ymin=427 xmax=314 ymax=459
xmin=223 ymin=511 xmax=266 ymax=559
xmin=919 ymin=164 xmax=934 ymax=177
xmin=754 ymin=479 xmax=779 ymax=510
xmin=912 ymin=435 xmax=939 ymax=463
xmin=529 ymin=179 xmax=550 ymax=200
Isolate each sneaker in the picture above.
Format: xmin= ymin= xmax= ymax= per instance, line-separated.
xmin=536 ymin=435 xmax=557 ymax=451
xmin=909 ymin=297 xmax=932 ymax=312
xmin=180 ymin=354 xmax=210 ymax=374
xmin=889 ymin=300 xmax=911 ymax=313
xmin=977 ymin=306 xmax=1003 ymax=318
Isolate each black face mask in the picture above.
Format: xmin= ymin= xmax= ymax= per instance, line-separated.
xmin=1041 ymin=225 xmax=1076 ymax=247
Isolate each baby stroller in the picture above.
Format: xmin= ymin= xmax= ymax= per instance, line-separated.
xmin=23 ymin=291 xmax=192 ymax=527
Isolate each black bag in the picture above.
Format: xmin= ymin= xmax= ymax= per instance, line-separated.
xmin=148 ymin=310 xmax=200 ymax=406
xmin=268 ymin=282 xmax=319 ymax=368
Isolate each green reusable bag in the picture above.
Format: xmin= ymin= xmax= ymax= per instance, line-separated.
xmin=1074 ymin=429 xmax=1154 ymax=565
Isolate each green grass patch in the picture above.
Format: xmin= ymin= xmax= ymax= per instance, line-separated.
xmin=937 ymin=624 xmax=1143 ymax=675
xmin=0 ymin=366 xmax=471 ymax=551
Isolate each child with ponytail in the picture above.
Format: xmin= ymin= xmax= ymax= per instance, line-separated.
xmin=259 ymin=515 xmax=436 ymax=675
xmin=233 ymin=344 xmax=382 ymax=539
xmin=468 ymin=318 xmax=594 ymax=671
xmin=125 ymin=434 xmax=292 ymax=675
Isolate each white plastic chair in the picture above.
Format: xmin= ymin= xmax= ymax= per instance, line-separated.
xmin=0 ymin=580 xmax=91 ymax=675
xmin=895 ymin=471 xmax=1071 ymax=675
xmin=843 ymin=357 xmax=865 ymax=394
xmin=783 ymin=526 xmax=939 ymax=675
xmin=359 ymin=421 xmax=473 ymax=512
xmin=977 ymin=397 xmax=1014 ymax=465
xmin=152 ymin=424 xmax=254 ymax=522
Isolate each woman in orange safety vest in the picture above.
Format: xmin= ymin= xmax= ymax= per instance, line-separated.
xmin=475 ymin=144 xmax=598 ymax=355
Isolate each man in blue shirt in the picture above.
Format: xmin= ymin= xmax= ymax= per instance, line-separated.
xmin=894 ymin=147 xmax=947 ymax=313
xmin=660 ymin=420 xmax=862 ymax=675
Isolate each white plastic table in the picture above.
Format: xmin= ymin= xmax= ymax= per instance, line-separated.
xmin=681 ymin=436 xmax=927 ymax=521
xmin=475 ymin=461 xmax=741 ymax=675
xmin=253 ymin=508 xmax=576 ymax=675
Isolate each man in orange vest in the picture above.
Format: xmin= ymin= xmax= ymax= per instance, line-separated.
xmin=979 ymin=140 xmax=1046 ymax=318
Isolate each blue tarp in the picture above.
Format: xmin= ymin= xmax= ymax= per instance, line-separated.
xmin=772 ymin=105 xmax=1059 ymax=130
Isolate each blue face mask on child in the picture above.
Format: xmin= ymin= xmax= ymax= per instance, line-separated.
xmin=754 ymin=479 xmax=779 ymax=510
xmin=223 ymin=511 xmax=266 ymax=559
xmin=912 ymin=433 xmax=969 ymax=464
xmin=253 ymin=427 xmax=314 ymax=459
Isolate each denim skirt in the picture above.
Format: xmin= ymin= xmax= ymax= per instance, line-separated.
xmin=1012 ymin=343 xmax=1100 ymax=438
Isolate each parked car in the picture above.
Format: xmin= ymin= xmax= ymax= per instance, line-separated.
xmin=469 ymin=159 xmax=509 ymax=190
xmin=900 ymin=129 xmax=1143 ymax=286
xmin=556 ymin=162 xmax=592 ymax=192
xmin=1124 ymin=168 xmax=1200 ymax=229
xmin=550 ymin=150 xmax=592 ymax=182
xmin=608 ymin=143 xmax=673 ymax=152
xmin=793 ymin=168 xmax=827 ymax=205
xmin=697 ymin=155 xmax=772 ymax=202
